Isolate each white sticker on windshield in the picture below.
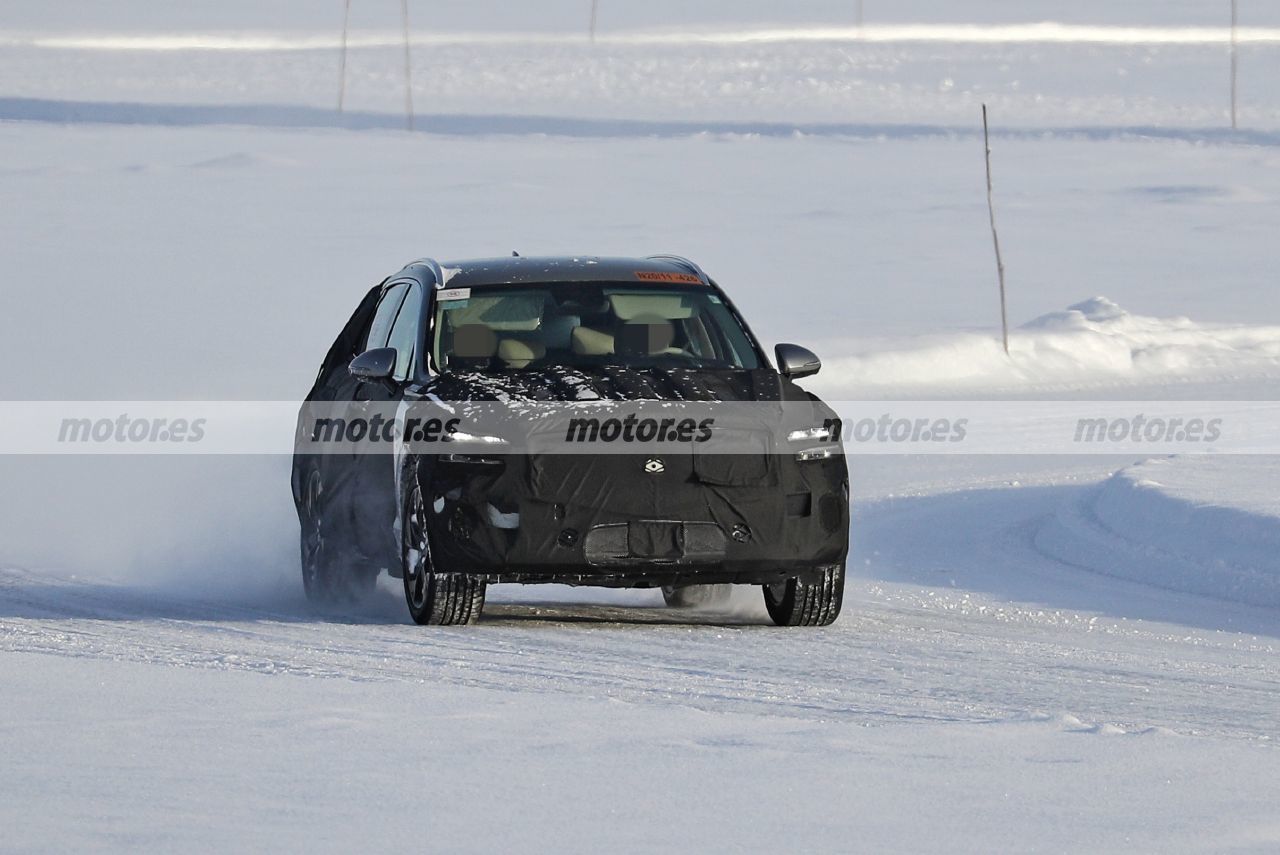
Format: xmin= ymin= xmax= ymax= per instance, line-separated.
xmin=437 ymin=287 xmax=471 ymax=301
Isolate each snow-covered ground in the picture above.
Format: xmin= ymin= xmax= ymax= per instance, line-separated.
xmin=3 ymin=2 xmax=1280 ymax=851
xmin=814 ymin=297 xmax=1280 ymax=396
xmin=3 ymin=547 xmax=1279 ymax=852
xmin=1039 ymin=455 xmax=1280 ymax=607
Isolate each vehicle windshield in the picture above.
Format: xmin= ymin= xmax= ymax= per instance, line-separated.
xmin=430 ymin=283 xmax=762 ymax=373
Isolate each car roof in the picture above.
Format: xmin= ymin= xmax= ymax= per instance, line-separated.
xmin=402 ymin=255 xmax=710 ymax=289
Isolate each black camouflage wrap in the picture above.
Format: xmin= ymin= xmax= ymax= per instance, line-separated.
xmin=412 ymin=366 xmax=849 ymax=586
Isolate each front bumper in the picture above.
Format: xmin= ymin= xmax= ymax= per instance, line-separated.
xmin=420 ymin=452 xmax=850 ymax=585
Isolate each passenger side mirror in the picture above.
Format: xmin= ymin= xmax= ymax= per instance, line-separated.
xmin=775 ymin=343 xmax=822 ymax=379
xmin=349 ymin=347 xmax=398 ymax=385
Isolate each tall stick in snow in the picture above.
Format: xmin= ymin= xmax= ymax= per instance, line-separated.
xmin=1231 ymin=0 xmax=1239 ymax=130
xmin=856 ymin=0 xmax=864 ymax=31
xmin=401 ymin=0 xmax=414 ymax=131
xmin=982 ymin=104 xmax=1010 ymax=356
xmin=337 ymin=0 xmax=352 ymax=112
xmin=589 ymin=0 xmax=599 ymax=42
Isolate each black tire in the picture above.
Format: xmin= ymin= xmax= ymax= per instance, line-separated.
xmin=762 ymin=564 xmax=845 ymax=627
xmin=299 ymin=469 xmax=339 ymax=604
xmin=300 ymin=470 xmax=377 ymax=608
xmin=661 ymin=584 xmax=733 ymax=609
xmin=402 ymin=484 xmax=486 ymax=625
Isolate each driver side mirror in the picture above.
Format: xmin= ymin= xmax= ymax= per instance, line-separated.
xmin=349 ymin=347 xmax=398 ymax=387
xmin=775 ymin=343 xmax=821 ymax=379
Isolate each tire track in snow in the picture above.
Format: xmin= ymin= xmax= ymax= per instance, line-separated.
xmin=2 ymin=559 xmax=1278 ymax=739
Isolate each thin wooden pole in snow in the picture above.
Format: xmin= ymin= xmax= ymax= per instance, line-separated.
xmin=401 ymin=0 xmax=414 ymax=131
xmin=589 ymin=0 xmax=599 ymax=42
xmin=856 ymin=0 xmax=863 ymax=30
xmin=1231 ymin=0 xmax=1239 ymax=130
xmin=337 ymin=0 xmax=351 ymax=112
xmin=982 ymin=104 xmax=1009 ymax=356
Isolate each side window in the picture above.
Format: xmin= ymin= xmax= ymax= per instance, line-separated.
xmin=385 ymin=283 xmax=423 ymax=381
xmin=365 ymin=282 xmax=409 ymax=352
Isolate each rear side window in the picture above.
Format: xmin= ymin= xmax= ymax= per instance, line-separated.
xmin=365 ymin=282 xmax=409 ymax=351
xmin=385 ymin=283 xmax=423 ymax=381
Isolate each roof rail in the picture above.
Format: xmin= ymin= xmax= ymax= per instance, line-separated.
xmin=646 ymin=254 xmax=710 ymax=285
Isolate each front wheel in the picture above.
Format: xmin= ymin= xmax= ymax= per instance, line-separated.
xmin=402 ymin=484 xmax=486 ymax=625
xmin=762 ymin=564 xmax=844 ymax=627
xmin=300 ymin=470 xmax=374 ymax=607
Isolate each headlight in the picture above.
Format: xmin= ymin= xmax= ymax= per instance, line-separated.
xmin=787 ymin=426 xmax=834 ymax=443
xmin=440 ymin=453 xmax=504 ymax=465
xmin=795 ymin=445 xmax=838 ymax=462
xmin=440 ymin=431 xmax=508 ymax=465
xmin=444 ymin=431 xmax=509 ymax=446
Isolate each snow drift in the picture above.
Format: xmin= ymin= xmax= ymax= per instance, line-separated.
xmin=813 ymin=297 xmax=1280 ymax=396
xmin=1036 ymin=456 xmax=1280 ymax=608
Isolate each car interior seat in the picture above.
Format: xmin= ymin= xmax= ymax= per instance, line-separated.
xmin=497 ymin=338 xmax=547 ymax=368
xmin=571 ymin=326 xmax=615 ymax=356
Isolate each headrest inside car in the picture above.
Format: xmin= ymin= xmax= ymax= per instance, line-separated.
xmin=497 ymin=338 xmax=547 ymax=368
xmin=571 ymin=326 xmax=615 ymax=356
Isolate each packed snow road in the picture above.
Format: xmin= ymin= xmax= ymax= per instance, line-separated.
xmin=3 ymin=459 xmax=1275 ymax=740
xmin=4 ymin=457 xmax=1280 ymax=851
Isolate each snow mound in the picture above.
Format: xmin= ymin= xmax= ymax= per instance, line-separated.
xmin=1035 ymin=457 xmax=1280 ymax=608
xmin=815 ymin=298 xmax=1280 ymax=394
